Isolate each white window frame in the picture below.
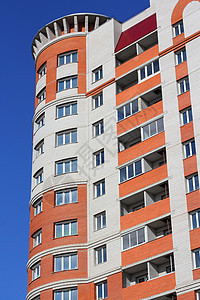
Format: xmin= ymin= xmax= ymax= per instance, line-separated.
xmin=117 ymin=98 xmax=139 ymax=122
xmin=35 ymin=140 xmax=44 ymax=158
xmin=37 ymin=88 xmax=46 ymax=103
xmin=56 ymin=158 xmax=77 ymax=176
xmin=54 ymin=289 xmax=78 ymax=300
xmin=122 ymin=227 xmax=146 ymax=251
xmin=190 ymin=210 xmax=200 ymax=230
xmin=175 ymin=48 xmax=187 ymax=65
xmin=196 ymin=290 xmax=200 ymax=300
xmin=92 ymin=92 xmax=103 ymax=109
xmin=178 ymin=77 xmax=190 ymax=95
xmin=193 ymin=249 xmax=200 ymax=269
xmin=58 ymin=51 xmax=78 ymax=66
xmin=93 ymin=120 xmax=104 ymax=137
xmin=92 ymin=66 xmax=103 ymax=83
xmin=94 ymin=179 xmax=105 ymax=198
xmin=187 ymin=174 xmax=199 ymax=193
xmin=58 ymin=76 xmax=78 ymax=92
xmin=142 ymin=117 xmax=164 ymax=141
xmin=32 ymin=262 xmax=41 ymax=281
xmin=181 ymin=107 xmax=193 ymax=125
xmin=95 ymin=245 xmax=107 ymax=265
xmin=38 ymin=63 xmax=46 ymax=79
xmin=119 ymin=159 xmax=143 ymax=183
xmin=55 ymin=220 xmax=78 ymax=238
xmin=34 ymin=198 xmax=42 ymax=216
xmin=93 ymin=149 xmax=104 ymax=167
xmin=96 ymin=281 xmax=108 ymax=300
xmin=34 ymin=169 xmax=43 ymax=186
xmin=54 ymin=253 xmax=78 ymax=272
xmin=57 ymin=102 xmax=77 ymax=118
xmin=33 ymin=230 xmax=42 ymax=248
xmin=183 ymin=139 xmax=196 ymax=158
xmin=36 ymin=114 xmax=45 ymax=130
xmin=56 ymin=129 xmax=77 ymax=146
xmin=139 ymin=59 xmax=160 ymax=82
xmin=173 ymin=21 xmax=184 ymax=37
xmin=55 ymin=189 xmax=78 ymax=206
xmin=94 ymin=211 xmax=106 ymax=231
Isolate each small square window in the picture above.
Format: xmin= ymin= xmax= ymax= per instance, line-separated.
xmin=94 ymin=179 xmax=105 ymax=198
xmin=93 ymin=93 xmax=103 ymax=109
xmin=96 ymin=281 xmax=108 ymax=300
xmin=94 ymin=211 xmax=106 ymax=231
xmin=93 ymin=66 xmax=103 ymax=82
xmin=93 ymin=120 xmax=104 ymax=137
xmin=93 ymin=149 xmax=104 ymax=167
xmin=95 ymin=245 xmax=107 ymax=264
xmin=173 ymin=21 xmax=184 ymax=37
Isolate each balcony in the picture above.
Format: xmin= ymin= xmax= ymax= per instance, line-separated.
xmin=116 ymin=69 xmax=138 ymax=94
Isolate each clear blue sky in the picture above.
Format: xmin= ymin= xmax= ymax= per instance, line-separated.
xmin=0 ymin=0 xmax=149 ymax=298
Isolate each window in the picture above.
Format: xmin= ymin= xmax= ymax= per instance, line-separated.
xmin=175 ymin=48 xmax=187 ymax=65
xmin=93 ymin=66 xmax=103 ymax=82
xmin=94 ymin=149 xmax=104 ymax=167
xmin=95 ymin=245 xmax=107 ymax=264
xmin=181 ymin=107 xmax=193 ymax=125
xmin=197 ymin=291 xmax=200 ymax=300
xmin=58 ymin=51 xmax=78 ymax=66
xmin=58 ymin=76 xmax=78 ymax=92
xmin=95 ymin=211 xmax=106 ymax=231
xmin=120 ymin=160 xmax=142 ymax=183
xmin=33 ymin=230 xmax=42 ymax=248
xmin=139 ymin=59 xmax=160 ymax=81
xmin=96 ymin=281 xmax=107 ymax=300
xmin=117 ymin=99 xmax=139 ymax=122
xmin=55 ymin=289 xmax=78 ymax=300
xmin=34 ymin=169 xmax=43 ymax=186
xmin=194 ymin=249 xmax=200 ymax=268
xmin=54 ymin=253 xmax=77 ymax=272
xmin=187 ymin=174 xmax=199 ymax=193
xmin=55 ymin=220 xmax=77 ymax=238
xmin=57 ymin=129 xmax=77 ymax=146
xmin=94 ymin=179 xmax=105 ymax=198
xmin=122 ymin=227 xmax=145 ymax=250
xmin=190 ymin=210 xmax=200 ymax=230
xmin=142 ymin=118 xmax=164 ymax=140
xmin=178 ymin=77 xmax=190 ymax=94
xmin=57 ymin=102 xmax=77 ymax=118
xmin=36 ymin=114 xmax=45 ymax=130
xmin=32 ymin=262 xmax=41 ymax=280
xmin=93 ymin=93 xmax=103 ymax=109
xmin=184 ymin=139 xmax=196 ymax=158
xmin=93 ymin=120 xmax=104 ymax=137
xmin=56 ymin=189 xmax=77 ymax=206
xmin=37 ymin=88 xmax=46 ymax=103
xmin=33 ymin=296 xmax=40 ymax=300
xmin=56 ymin=158 xmax=77 ymax=175
xmin=38 ymin=63 xmax=46 ymax=78
xmin=35 ymin=140 xmax=44 ymax=157
xmin=34 ymin=198 xmax=42 ymax=216
xmin=173 ymin=21 xmax=184 ymax=37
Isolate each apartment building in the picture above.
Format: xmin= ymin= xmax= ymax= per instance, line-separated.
xmin=27 ymin=0 xmax=200 ymax=299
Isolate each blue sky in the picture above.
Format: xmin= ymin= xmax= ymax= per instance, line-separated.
xmin=0 ymin=0 xmax=149 ymax=298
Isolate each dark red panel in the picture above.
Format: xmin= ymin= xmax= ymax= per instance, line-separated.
xmin=115 ymin=14 xmax=157 ymax=52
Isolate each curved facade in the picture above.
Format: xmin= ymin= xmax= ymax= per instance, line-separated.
xmin=28 ymin=2 xmax=200 ymax=300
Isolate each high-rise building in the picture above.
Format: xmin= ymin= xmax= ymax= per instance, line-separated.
xmin=27 ymin=1 xmax=200 ymax=299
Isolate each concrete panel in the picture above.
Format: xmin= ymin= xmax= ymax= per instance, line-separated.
xmin=183 ymin=1 xmax=200 ymax=38
xmin=56 ymin=63 xmax=78 ymax=80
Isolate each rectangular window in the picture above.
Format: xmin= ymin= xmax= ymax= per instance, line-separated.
xmin=173 ymin=21 xmax=184 ymax=37
xmin=34 ymin=198 xmax=42 ymax=216
xmin=178 ymin=77 xmax=190 ymax=94
xmin=35 ymin=140 xmax=44 ymax=157
xmin=122 ymin=227 xmax=145 ymax=250
xmin=197 ymin=291 xmax=200 ymax=300
xmin=93 ymin=93 xmax=103 ymax=109
xmin=175 ymin=48 xmax=187 ymax=65
xmin=54 ymin=253 xmax=77 ymax=272
xmin=56 ymin=189 xmax=78 ymax=206
xmin=181 ymin=107 xmax=193 ymax=125
xmin=117 ymin=99 xmax=139 ymax=122
xmin=37 ymin=89 xmax=46 ymax=103
xmin=34 ymin=169 xmax=43 ymax=185
xmin=57 ymin=102 xmax=77 ymax=118
xmin=38 ymin=63 xmax=46 ymax=78
xmin=32 ymin=262 xmax=41 ymax=280
xmin=93 ymin=120 xmax=104 ymax=137
xmin=55 ymin=289 xmax=78 ymax=300
xmin=95 ymin=211 xmax=106 ymax=231
xmin=55 ymin=220 xmax=78 ymax=238
xmin=190 ymin=210 xmax=200 ymax=230
xmin=142 ymin=117 xmax=164 ymax=140
xmin=194 ymin=249 xmax=200 ymax=268
xmin=57 ymin=129 xmax=77 ymax=146
xmin=184 ymin=139 xmax=196 ymax=158
xmin=58 ymin=51 xmax=78 ymax=66
xmin=96 ymin=281 xmax=107 ymax=300
xmin=36 ymin=114 xmax=45 ymax=130
xmin=93 ymin=66 xmax=103 ymax=82
xmin=56 ymin=158 xmax=77 ymax=175
xmin=94 ymin=179 xmax=105 ymax=198
xmin=58 ymin=76 xmax=78 ymax=92
xmin=139 ymin=59 xmax=160 ymax=81
xmin=120 ymin=160 xmax=142 ymax=183
xmin=187 ymin=174 xmax=199 ymax=193
xmin=94 ymin=149 xmax=104 ymax=167
xmin=33 ymin=230 xmax=42 ymax=248
xmin=95 ymin=245 xmax=107 ymax=264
